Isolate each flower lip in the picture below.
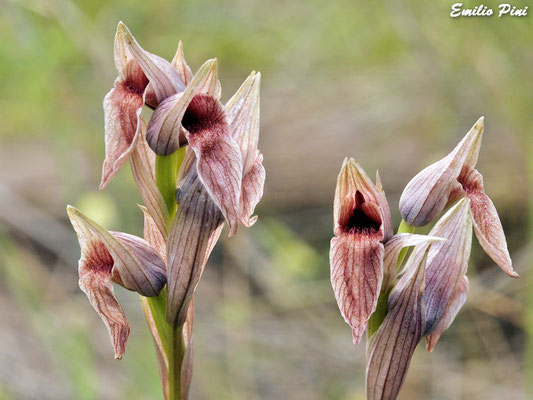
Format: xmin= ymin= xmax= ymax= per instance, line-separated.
xmin=342 ymin=190 xmax=382 ymax=235
xmin=182 ymin=94 xmax=226 ymax=135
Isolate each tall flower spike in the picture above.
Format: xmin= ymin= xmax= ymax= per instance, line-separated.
xmin=366 ymin=249 xmax=428 ymax=400
xmin=225 ymin=71 xmax=265 ymax=227
xmin=330 ymin=158 xmax=392 ymax=345
xmin=67 ymin=206 xmax=167 ymax=358
xmin=399 ymin=117 xmax=517 ymax=277
xmin=100 ymin=24 xmax=150 ymax=189
xmin=166 ymin=161 xmax=225 ymax=325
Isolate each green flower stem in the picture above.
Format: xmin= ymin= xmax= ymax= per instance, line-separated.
xmin=367 ymin=219 xmax=416 ymax=337
xmin=153 ymin=150 xmax=187 ymax=400
xmin=156 ymin=152 xmax=179 ymax=221
xmin=396 ymin=219 xmax=415 ymax=267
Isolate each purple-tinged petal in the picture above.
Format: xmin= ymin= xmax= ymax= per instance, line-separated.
xmin=225 ymin=71 xmax=261 ymax=175
xmin=140 ymin=205 xmax=166 ymax=261
xmin=67 ymin=206 xmax=166 ymax=297
xmin=146 ymin=59 xmax=218 ymax=155
xmin=183 ymin=94 xmax=243 ymax=236
xmin=239 ymin=151 xmax=265 ymax=227
xmin=130 ymin=125 xmax=170 ymax=236
xmin=426 ymin=275 xmax=469 ymax=352
xmin=423 ymin=198 xmax=472 ymax=335
xmin=330 ymin=234 xmax=384 ymax=345
xmin=118 ymin=22 xmax=184 ymax=105
xmin=458 ymin=166 xmax=517 ymax=277
xmin=79 ymin=258 xmax=130 ymax=359
xmin=399 ymin=117 xmax=484 ymax=227
xmin=382 ymin=233 xmax=444 ymax=293
xmin=366 ymin=249 xmax=428 ymax=400
xmin=171 ymin=40 xmax=193 ymax=85
xmin=166 ymin=168 xmax=224 ymax=325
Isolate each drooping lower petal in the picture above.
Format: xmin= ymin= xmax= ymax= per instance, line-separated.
xmin=399 ymin=117 xmax=484 ymax=227
xmin=166 ymin=168 xmax=224 ymax=325
xmin=330 ymin=234 xmax=384 ymax=345
xmin=366 ymin=249 xmax=428 ymax=400
xmin=79 ymin=260 xmax=130 ymax=359
xmin=183 ymin=94 xmax=243 ymax=236
xmin=458 ymin=166 xmax=517 ymax=277
xmin=426 ymin=275 xmax=469 ymax=352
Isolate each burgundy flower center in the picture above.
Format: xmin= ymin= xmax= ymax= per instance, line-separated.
xmin=344 ymin=191 xmax=382 ymax=235
xmin=457 ymin=166 xmax=482 ymax=195
xmin=182 ymin=94 xmax=227 ymax=134
xmin=121 ymin=61 xmax=149 ymax=96
xmin=83 ymin=239 xmax=114 ymax=274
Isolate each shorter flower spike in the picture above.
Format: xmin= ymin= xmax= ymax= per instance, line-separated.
xmin=67 ymin=206 xmax=167 ymax=358
xmin=399 ymin=117 xmax=484 ymax=227
xmin=165 ymin=165 xmax=224 ymax=326
xmin=366 ymin=248 xmax=428 ymax=400
xmin=330 ymin=159 xmax=392 ymax=345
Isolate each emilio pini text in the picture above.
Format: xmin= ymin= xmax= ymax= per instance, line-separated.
xmin=451 ymin=3 xmax=528 ymax=17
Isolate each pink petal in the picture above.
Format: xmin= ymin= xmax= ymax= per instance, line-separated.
xmin=100 ymin=61 xmax=148 ymax=189
xmin=424 ymin=198 xmax=472 ymax=334
xmin=240 ymin=151 xmax=265 ymax=227
xmin=399 ymin=117 xmax=484 ymax=226
xmin=183 ymin=94 xmax=243 ymax=236
xmin=458 ymin=166 xmax=517 ymax=277
xmin=171 ymin=40 xmax=193 ymax=85
xmin=426 ymin=275 xmax=469 ymax=352
xmin=78 ymin=241 xmax=130 ymax=359
xmin=330 ymin=234 xmax=384 ymax=345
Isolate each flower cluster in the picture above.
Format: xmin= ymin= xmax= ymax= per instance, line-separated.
xmin=329 ymin=117 xmax=516 ymax=400
xmin=68 ymin=22 xmax=264 ymax=398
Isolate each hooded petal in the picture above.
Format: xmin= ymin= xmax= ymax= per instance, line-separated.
xmin=423 ymin=198 xmax=472 ymax=335
xmin=166 ymin=167 xmax=224 ymax=325
xmin=118 ymin=22 xmax=184 ymax=105
xmin=67 ymin=206 xmax=167 ymax=297
xmin=426 ymin=275 xmax=469 ymax=352
xmin=333 ymin=158 xmax=392 ymax=241
xmin=130 ymin=124 xmax=170 ymax=236
xmin=399 ymin=117 xmax=484 ymax=227
xmin=382 ymin=233 xmax=444 ymax=293
xmin=366 ymin=249 xmax=428 ymax=400
xmin=146 ymin=59 xmax=218 ymax=155
xmin=457 ymin=166 xmax=517 ymax=277
xmin=100 ymin=26 xmax=150 ymax=189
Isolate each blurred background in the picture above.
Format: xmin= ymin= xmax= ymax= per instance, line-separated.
xmin=0 ymin=0 xmax=531 ymax=398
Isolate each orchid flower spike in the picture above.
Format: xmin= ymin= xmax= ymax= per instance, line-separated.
xmin=67 ymin=206 xmax=166 ymax=359
xmin=399 ymin=117 xmax=517 ymax=277
xmin=106 ymin=22 xmax=263 ymax=236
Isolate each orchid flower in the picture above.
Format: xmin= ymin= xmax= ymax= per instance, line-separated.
xmin=67 ymin=206 xmax=166 ymax=359
xmin=399 ymin=117 xmax=517 ymax=277
xmin=330 ymin=159 xmax=440 ymax=345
